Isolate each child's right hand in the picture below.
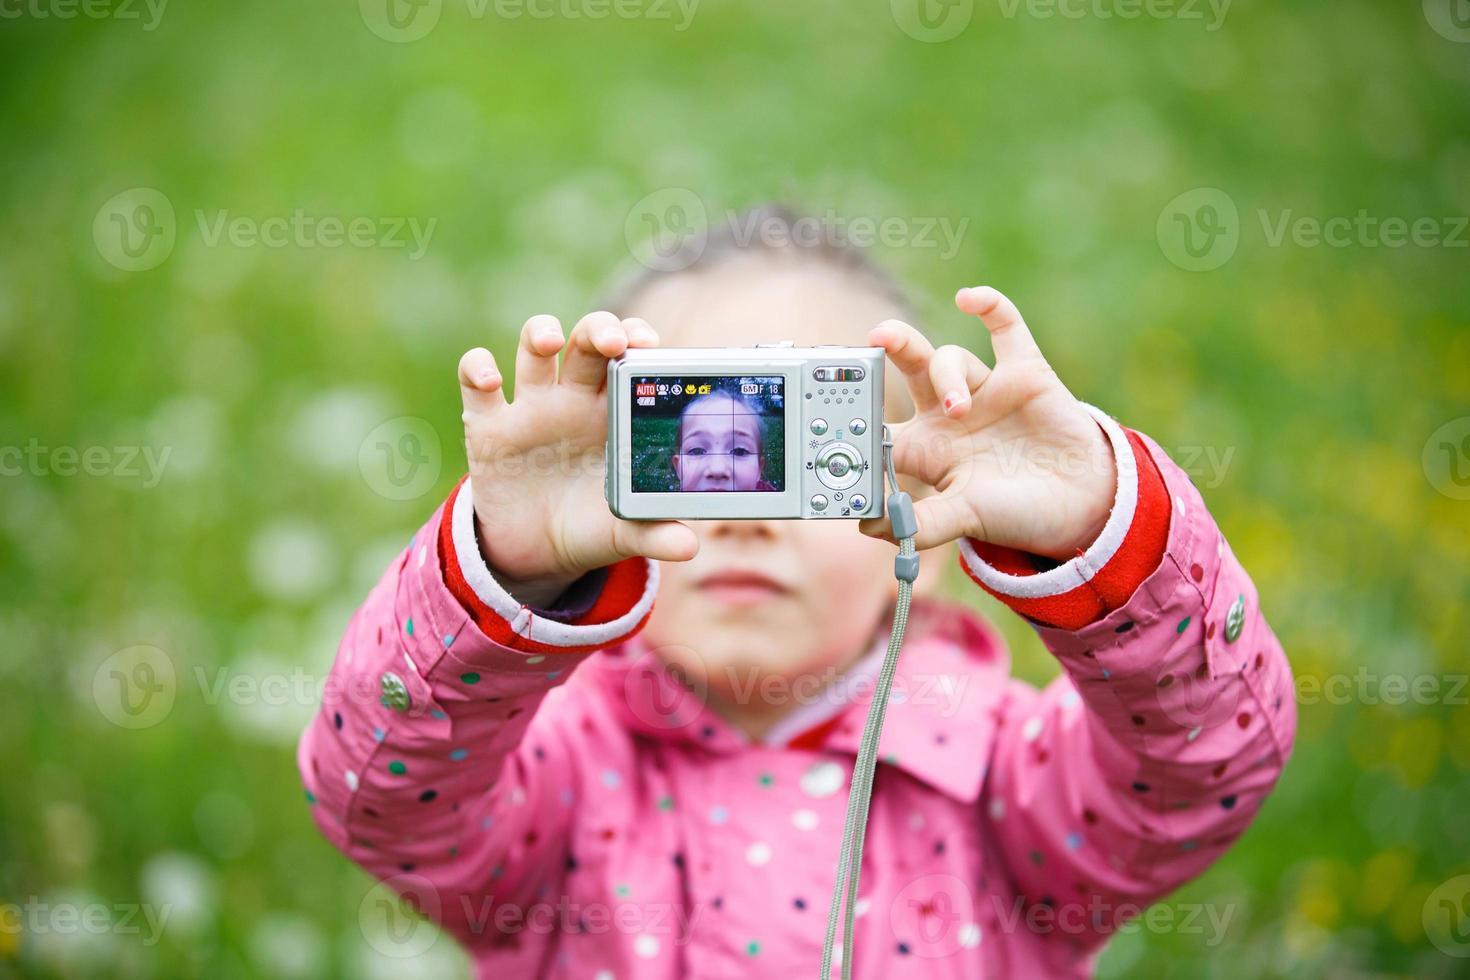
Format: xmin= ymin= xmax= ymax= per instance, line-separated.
xmin=457 ymin=312 xmax=699 ymax=608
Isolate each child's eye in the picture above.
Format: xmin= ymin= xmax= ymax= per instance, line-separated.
xmin=685 ymin=448 xmax=707 ymax=456
xmin=731 ymin=448 xmax=752 ymax=458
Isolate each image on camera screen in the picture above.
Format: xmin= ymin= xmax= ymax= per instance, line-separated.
xmin=630 ymin=375 xmax=785 ymax=493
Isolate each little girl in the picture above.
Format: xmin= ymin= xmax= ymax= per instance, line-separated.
xmin=299 ymin=208 xmax=1295 ymax=979
xmin=668 ymin=389 xmax=777 ymax=493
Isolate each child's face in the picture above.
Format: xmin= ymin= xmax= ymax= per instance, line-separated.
xmin=619 ymin=258 xmax=934 ymax=729
xmin=672 ymin=393 xmax=766 ymax=491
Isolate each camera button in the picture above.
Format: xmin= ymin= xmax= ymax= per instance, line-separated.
xmin=850 ymin=494 xmax=867 ymax=512
xmin=810 ymin=494 xmax=828 ymax=512
xmin=810 ymin=418 xmax=829 ymax=436
xmin=850 ymin=418 xmax=867 ymax=436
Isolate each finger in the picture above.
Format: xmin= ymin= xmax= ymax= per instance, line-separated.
xmin=610 ymin=518 xmax=699 ymax=563
xmin=928 ymin=344 xmax=991 ymax=418
xmin=887 ymin=428 xmax=953 ymax=488
xmin=867 ymin=318 xmax=939 ymax=412
xmin=458 ymin=347 xmax=505 ymax=415
xmin=561 ymin=311 xmax=628 ymax=388
xmin=514 ymin=314 xmax=564 ymax=391
xmin=621 ymin=317 xmax=660 ymax=349
xmin=955 ymin=286 xmax=1044 ymax=364
xmin=859 ymin=489 xmax=974 ymax=551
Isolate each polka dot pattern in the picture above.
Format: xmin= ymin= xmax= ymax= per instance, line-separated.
xmin=297 ymin=466 xmax=1288 ymax=975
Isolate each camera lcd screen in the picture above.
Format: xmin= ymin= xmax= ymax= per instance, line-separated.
xmin=630 ymin=375 xmax=785 ymax=493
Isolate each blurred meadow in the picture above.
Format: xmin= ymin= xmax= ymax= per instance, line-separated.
xmin=2 ymin=0 xmax=1469 ymax=977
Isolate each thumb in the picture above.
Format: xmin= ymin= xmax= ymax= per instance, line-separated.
xmin=611 ymin=519 xmax=700 ymax=564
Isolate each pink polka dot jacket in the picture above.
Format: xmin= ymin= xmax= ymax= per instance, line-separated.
xmin=298 ymin=410 xmax=1295 ymax=979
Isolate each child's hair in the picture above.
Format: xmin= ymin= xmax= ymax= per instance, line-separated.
xmin=601 ymin=203 xmax=923 ymax=327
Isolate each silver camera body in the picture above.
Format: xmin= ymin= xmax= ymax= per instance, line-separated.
xmin=606 ymin=343 xmax=885 ymax=520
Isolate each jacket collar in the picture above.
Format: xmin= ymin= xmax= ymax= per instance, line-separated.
xmin=583 ymin=598 xmax=1010 ymax=804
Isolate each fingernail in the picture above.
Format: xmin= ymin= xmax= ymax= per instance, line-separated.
xmin=942 ymin=392 xmax=962 ymax=414
xmin=536 ymin=327 xmax=561 ymax=344
xmin=477 ymin=370 xmax=498 ymax=387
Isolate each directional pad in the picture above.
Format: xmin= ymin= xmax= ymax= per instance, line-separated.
xmin=814 ymin=442 xmax=863 ymax=491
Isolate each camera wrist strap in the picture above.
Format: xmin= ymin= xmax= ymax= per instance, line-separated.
xmin=819 ymin=426 xmax=919 ymax=980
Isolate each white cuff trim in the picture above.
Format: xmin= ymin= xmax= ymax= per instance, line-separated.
xmin=450 ymin=482 xmax=658 ymax=648
xmin=957 ymin=404 xmax=1136 ymax=600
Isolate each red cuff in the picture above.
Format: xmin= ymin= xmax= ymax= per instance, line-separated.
xmin=961 ymin=429 xmax=1170 ymax=630
xmin=438 ymin=478 xmax=655 ymax=654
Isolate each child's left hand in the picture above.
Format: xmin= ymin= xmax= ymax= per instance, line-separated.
xmin=861 ymin=286 xmax=1118 ymax=561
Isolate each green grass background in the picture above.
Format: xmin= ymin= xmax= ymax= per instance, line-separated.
xmin=1 ymin=0 xmax=1468 ymax=977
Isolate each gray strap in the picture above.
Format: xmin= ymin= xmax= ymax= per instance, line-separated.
xmin=819 ymin=429 xmax=918 ymax=978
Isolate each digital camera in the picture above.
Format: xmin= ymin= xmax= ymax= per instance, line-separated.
xmin=605 ymin=343 xmax=885 ymax=520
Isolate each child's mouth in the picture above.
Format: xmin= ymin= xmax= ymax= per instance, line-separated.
xmin=696 ymin=570 xmax=790 ymax=606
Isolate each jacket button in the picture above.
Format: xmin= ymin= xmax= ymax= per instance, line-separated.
xmin=380 ymin=671 xmax=411 ymax=712
xmin=1224 ymin=595 xmax=1246 ymax=643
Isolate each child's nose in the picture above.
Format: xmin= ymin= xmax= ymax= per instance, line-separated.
xmin=707 ymin=518 xmax=777 ymax=541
